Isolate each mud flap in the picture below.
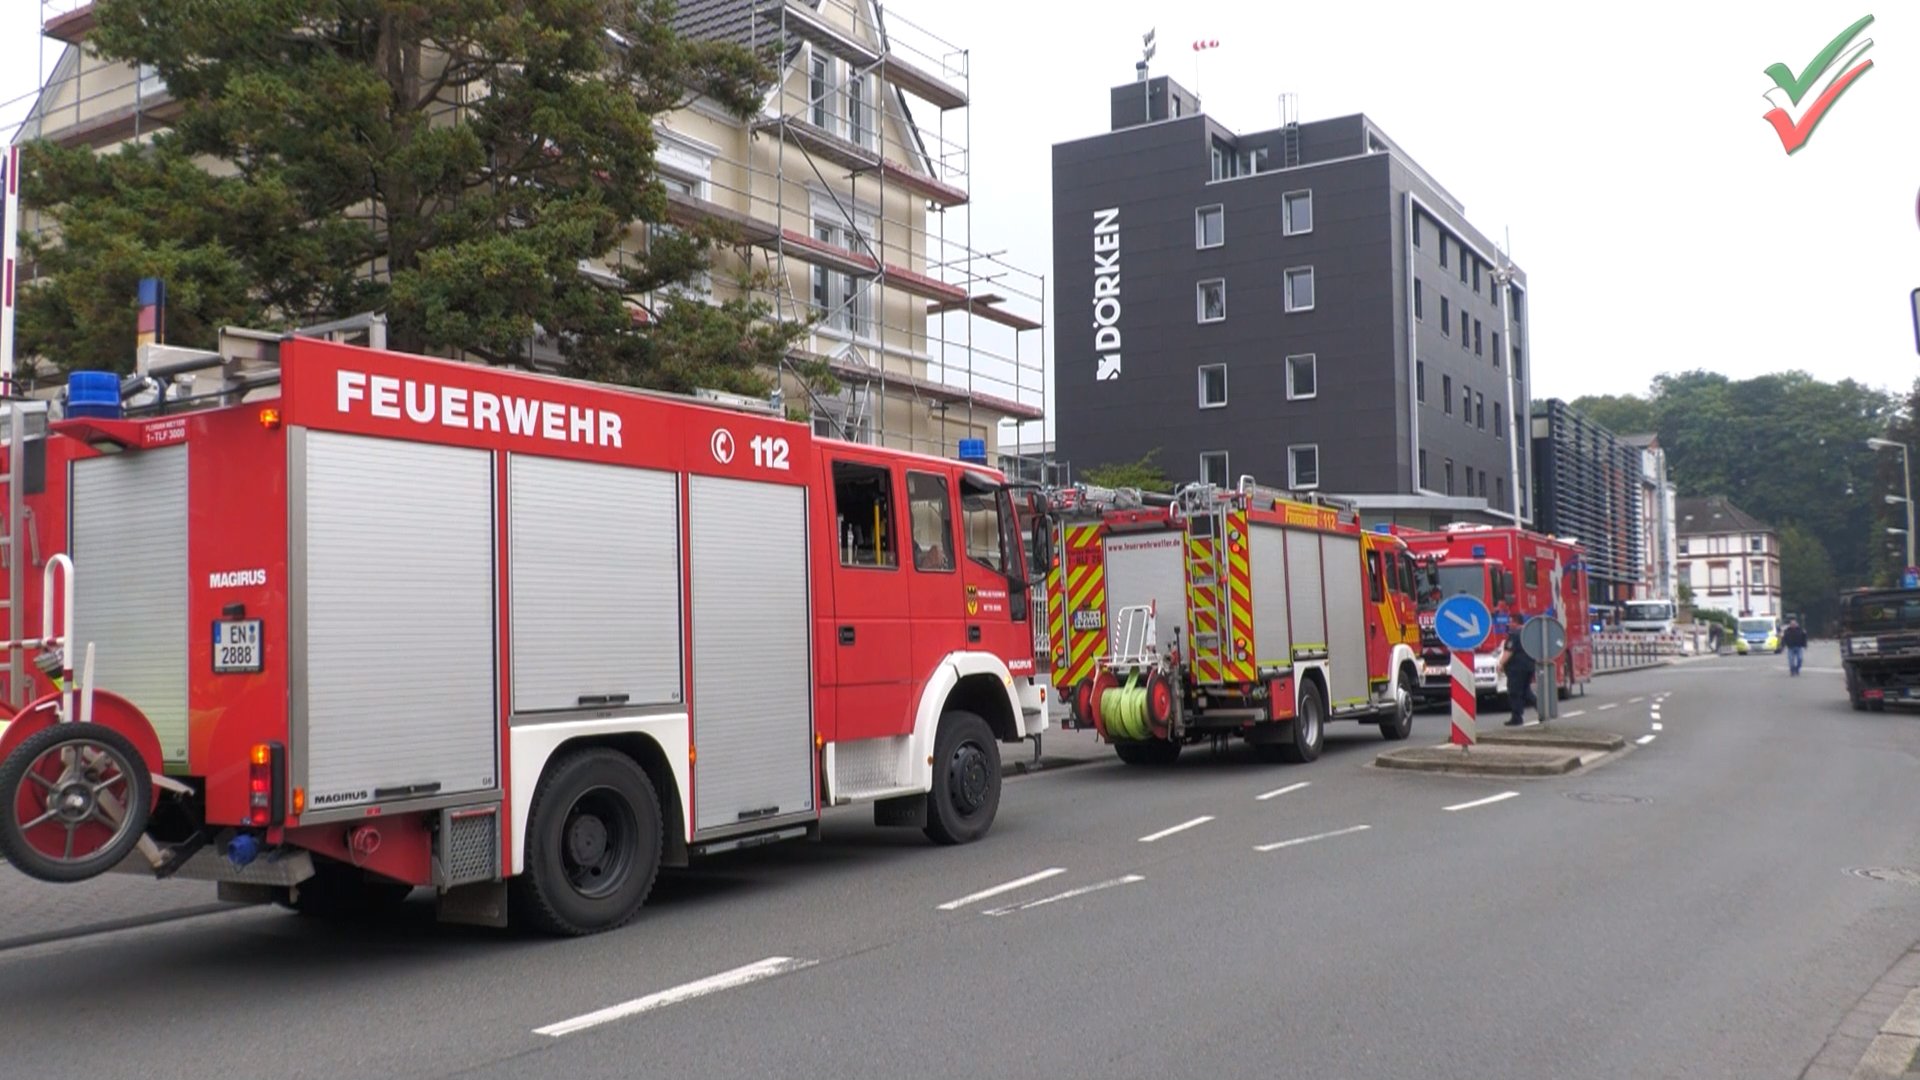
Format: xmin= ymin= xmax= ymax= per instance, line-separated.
xmin=874 ymin=793 xmax=928 ymax=828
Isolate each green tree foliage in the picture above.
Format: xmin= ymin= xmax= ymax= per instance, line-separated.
xmin=1082 ymin=450 xmax=1169 ymax=492
xmin=1574 ymin=370 xmax=1897 ymax=598
xmin=21 ymin=0 xmax=814 ymax=396
xmin=1779 ymin=522 xmax=1837 ymax=628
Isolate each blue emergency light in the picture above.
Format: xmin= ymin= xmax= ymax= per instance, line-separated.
xmin=1472 ymin=544 xmax=1486 ymax=558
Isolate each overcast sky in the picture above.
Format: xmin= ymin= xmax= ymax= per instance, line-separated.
xmin=4 ymin=2 xmax=1916 ymax=412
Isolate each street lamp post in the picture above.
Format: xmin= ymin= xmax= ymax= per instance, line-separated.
xmin=1868 ymin=437 xmax=1915 ymax=570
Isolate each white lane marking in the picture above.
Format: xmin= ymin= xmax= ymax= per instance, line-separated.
xmin=1637 ymin=734 xmax=1657 ymax=745
xmin=983 ymin=875 xmax=1145 ymax=916
xmin=1444 ymin=791 xmax=1520 ymax=812
xmin=1257 ymin=781 xmax=1311 ymax=801
xmin=1629 ymin=697 xmax=1645 ymax=703
xmin=1139 ymin=816 xmax=1214 ymax=843
xmin=535 ymin=957 xmax=816 ymax=1037
xmin=1651 ymin=722 xmax=1664 ymax=731
xmin=1254 ymin=824 xmax=1372 ymax=853
xmin=1562 ymin=709 xmax=1587 ymax=718
xmin=936 ymin=868 xmax=1066 ymax=911
xmin=1598 ymin=703 xmax=1620 ymax=711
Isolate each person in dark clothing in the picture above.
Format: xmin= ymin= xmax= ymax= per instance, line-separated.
xmin=1499 ymin=624 xmax=1537 ymax=726
xmin=1782 ymin=619 xmax=1809 ymax=676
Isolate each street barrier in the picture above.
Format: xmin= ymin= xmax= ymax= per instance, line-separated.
xmin=1590 ymin=626 xmax=1716 ymax=672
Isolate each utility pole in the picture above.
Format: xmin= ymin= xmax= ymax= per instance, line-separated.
xmin=1868 ymin=438 xmax=1915 ymax=571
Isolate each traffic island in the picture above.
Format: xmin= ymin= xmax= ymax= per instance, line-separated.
xmin=1475 ymin=726 xmax=1627 ymax=753
xmin=1375 ymin=743 xmax=1584 ymax=776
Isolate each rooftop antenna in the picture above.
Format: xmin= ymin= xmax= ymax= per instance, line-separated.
xmin=1139 ymin=29 xmax=1156 ymax=120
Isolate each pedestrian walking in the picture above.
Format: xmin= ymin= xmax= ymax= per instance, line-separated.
xmin=1499 ymin=622 xmax=1538 ymax=726
xmin=1782 ymin=619 xmax=1809 ymax=677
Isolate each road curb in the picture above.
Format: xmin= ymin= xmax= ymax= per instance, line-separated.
xmin=1374 ymin=744 xmax=1581 ymax=776
xmin=1799 ymin=943 xmax=1920 ymax=1079
xmin=1593 ymin=661 xmax=1672 ymax=677
xmin=0 ymin=901 xmax=241 ymax=954
xmin=1477 ymin=727 xmax=1628 ymax=752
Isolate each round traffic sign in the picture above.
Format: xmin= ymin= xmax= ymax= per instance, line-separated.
xmin=1519 ymin=615 xmax=1568 ymax=662
xmin=1434 ymin=594 xmax=1493 ymax=652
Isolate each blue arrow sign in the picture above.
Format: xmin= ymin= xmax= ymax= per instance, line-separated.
xmin=1434 ymin=593 xmax=1493 ymax=652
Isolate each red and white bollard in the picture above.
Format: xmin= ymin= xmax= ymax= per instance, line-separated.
xmin=1449 ymin=650 xmax=1477 ymax=748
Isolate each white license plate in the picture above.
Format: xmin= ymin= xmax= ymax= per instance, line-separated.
xmin=212 ymin=619 xmax=263 ymax=673
xmin=1072 ymin=610 xmax=1105 ymax=631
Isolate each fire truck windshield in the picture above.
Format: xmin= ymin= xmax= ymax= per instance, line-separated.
xmin=1423 ymin=564 xmax=1487 ymax=610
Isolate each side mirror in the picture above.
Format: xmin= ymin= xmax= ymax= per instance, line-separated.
xmin=1030 ymin=519 xmax=1055 ymax=579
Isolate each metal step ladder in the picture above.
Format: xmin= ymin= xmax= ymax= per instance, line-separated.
xmin=0 ymin=400 xmax=49 ymax=710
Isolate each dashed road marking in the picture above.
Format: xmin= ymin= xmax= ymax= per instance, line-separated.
xmin=1444 ymin=791 xmax=1520 ymax=812
xmin=1257 ymin=781 xmax=1311 ymax=801
xmin=1139 ymin=816 xmax=1214 ymax=843
xmin=937 ymin=868 xmax=1065 ymax=911
xmin=1651 ymin=722 xmax=1663 ymax=731
xmin=535 ymin=957 xmax=817 ymax=1036
xmin=983 ymin=875 xmax=1145 ymax=916
xmin=1637 ymin=734 xmax=1657 ymax=745
xmin=1629 ymin=697 xmax=1646 ymax=704
xmin=1598 ymin=703 xmax=1619 ymax=711
xmin=1563 ymin=709 xmax=1587 ymax=718
xmin=1254 ymin=824 xmax=1372 ymax=853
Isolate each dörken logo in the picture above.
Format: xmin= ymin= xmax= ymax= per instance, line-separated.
xmin=1092 ymin=207 xmax=1122 ymax=381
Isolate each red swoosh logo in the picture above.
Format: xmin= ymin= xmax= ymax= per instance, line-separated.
xmin=1764 ymin=58 xmax=1873 ymax=154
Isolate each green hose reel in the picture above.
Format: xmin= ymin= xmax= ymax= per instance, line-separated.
xmin=1101 ymin=670 xmax=1152 ymax=741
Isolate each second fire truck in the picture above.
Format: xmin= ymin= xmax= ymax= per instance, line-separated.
xmin=1044 ymin=481 xmax=1422 ymax=764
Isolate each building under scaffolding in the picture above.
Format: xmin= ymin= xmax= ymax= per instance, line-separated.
xmin=16 ymin=0 xmax=1047 ymax=461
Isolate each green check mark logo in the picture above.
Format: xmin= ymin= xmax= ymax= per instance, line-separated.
xmin=1764 ymin=14 xmax=1873 ymax=104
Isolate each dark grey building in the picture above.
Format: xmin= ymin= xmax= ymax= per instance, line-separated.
xmin=1051 ymin=72 xmax=1533 ymax=527
xmin=1530 ymin=399 xmax=1645 ymax=604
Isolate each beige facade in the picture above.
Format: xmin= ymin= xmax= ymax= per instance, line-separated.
xmin=18 ymin=0 xmax=1046 ymax=459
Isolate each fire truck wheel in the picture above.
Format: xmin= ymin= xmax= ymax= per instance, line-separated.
xmin=512 ymin=749 xmax=662 ymax=936
xmin=1113 ymin=739 xmax=1181 ymax=766
xmin=0 ymin=722 xmax=153 ymax=884
xmin=924 ymin=710 xmax=1000 ymax=846
xmin=1264 ymin=681 xmax=1325 ymax=765
xmin=1378 ymin=669 xmax=1416 ymax=742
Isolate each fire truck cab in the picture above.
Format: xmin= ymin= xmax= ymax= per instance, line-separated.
xmin=1398 ymin=523 xmax=1593 ymax=704
xmin=0 ymin=331 xmax=1050 ymax=935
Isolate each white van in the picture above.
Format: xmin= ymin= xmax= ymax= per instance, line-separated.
xmin=1622 ymin=599 xmax=1676 ymax=634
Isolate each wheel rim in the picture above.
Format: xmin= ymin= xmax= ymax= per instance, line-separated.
xmin=560 ymin=786 xmax=636 ymax=900
xmin=1304 ymin=695 xmax=1322 ymax=746
xmin=1395 ymin=676 xmax=1414 ymax=727
xmin=947 ymin=740 xmax=992 ymax=816
xmin=9 ymin=737 xmax=139 ymax=865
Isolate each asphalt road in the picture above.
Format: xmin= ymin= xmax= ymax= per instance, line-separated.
xmin=4 ymin=642 xmax=1919 ymax=1080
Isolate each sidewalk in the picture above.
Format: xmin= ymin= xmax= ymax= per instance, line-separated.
xmin=1007 ymin=725 xmax=1113 ymax=775
xmin=0 ymin=864 xmax=238 ymax=951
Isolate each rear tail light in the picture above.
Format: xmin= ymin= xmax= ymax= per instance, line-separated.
xmin=249 ymin=742 xmax=286 ymax=828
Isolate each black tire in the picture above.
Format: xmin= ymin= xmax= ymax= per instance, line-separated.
xmin=279 ymin=861 xmax=414 ymax=918
xmin=0 ymin=722 xmax=153 ymax=884
xmin=1869 ymin=698 xmax=1888 ymax=713
xmin=1851 ymin=693 xmax=1869 ymax=712
xmin=924 ymin=710 xmax=1001 ymax=845
xmin=1378 ymin=668 xmax=1415 ymax=741
xmin=1113 ymin=739 xmax=1182 ymax=766
xmin=1262 ymin=681 xmax=1325 ymax=764
xmin=511 ymin=749 xmax=662 ymax=936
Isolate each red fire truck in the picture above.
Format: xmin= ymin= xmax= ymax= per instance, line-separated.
xmin=1044 ymin=481 xmax=1422 ymax=764
xmin=1395 ymin=523 xmax=1593 ymax=704
xmin=0 ymin=333 xmax=1050 ymax=935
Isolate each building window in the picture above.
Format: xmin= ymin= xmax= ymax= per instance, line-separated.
xmin=1491 ymin=283 xmax=1501 ymax=313
xmin=1460 ymin=310 xmax=1470 ymax=345
xmin=1419 ymin=449 xmax=1430 ymax=489
xmin=1413 ymin=213 xmax=1423 ymax=248
xmin=1284 ymin=267 xmax=1315 ymax=312
xmin=1439 ymin=234 xmax=1448 ymax=269
xmin=1495 ymin=476 xmax=1506 ymax=509
xmin=1494 ymin=401 xmax=1505 ymax=438
xmin=1286 ymin=354 xmax=1318 ymax=399
xmin=1492 ymin=331 xmax=1501 ymax=368
xmin=1749 ymin=535 xmax=1764 ymax=552
xmin=1283 ymin=190 xmax=1314 ymax=235
xmin=1751 ymin=561 xmax=1767 ymax=586
xmin=1458 ymin=252 xmax=1468 ymax=285
xmin=847 ymin=72 xmax=875 ymax=149
xmin=812 ymin=212 xmax=873 ymax=339
xmin=1511 ymin=289 xmax=1525 ymax=323
xmin=1463 ymin=385 xmax=1473 ymax=424
xmin=1479 ymin=469 xmax=1488 ymax=498
xmin=1198 ymin=363 xmax=1228 ymax=409
xmin=1512 ymin=344 xmax=1524 ymax=382
xmin=1417 ymin=360 xmax=1427 ymax=403
xmin=1172 ymin=96 xmax=1182 ymax=117
xmin=1289 ymin=444 xmax=1320 ymax=489
xmin=1444 ymin=458 xmax=1455 ymax=495
xmin=1197 ymin=278 xmax=1227 ymax=322
xmin=1474 ymin=319 xmax=1483 ymax=356
xmin=1473 ymin=260 xmax=1482 ymax=294
xmin=1440 ymin=296 xmax=1450 ymax=330
xmin=1679 ymin=538 xmax=1690 ymax=555
xmin=1414 ymin=278 xmax=1423 ymax=319
xmin=1709 ymin=562 xmax=1730 ymax=589
xmin=1464 ymin=470 xmax=1474 ymax=497
xmin=1200 ymin=451 xmax=1230 ymax=487
xmin=1196 ymin=204 xmax=1225 ymax=249
xmin=1476 ymin=392 xmax=1485 ymax=429
xmin=809 ymin=52 xmax=834 ymax=131
xmin=1443 ymin=375 xmax=1454 ymax=415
